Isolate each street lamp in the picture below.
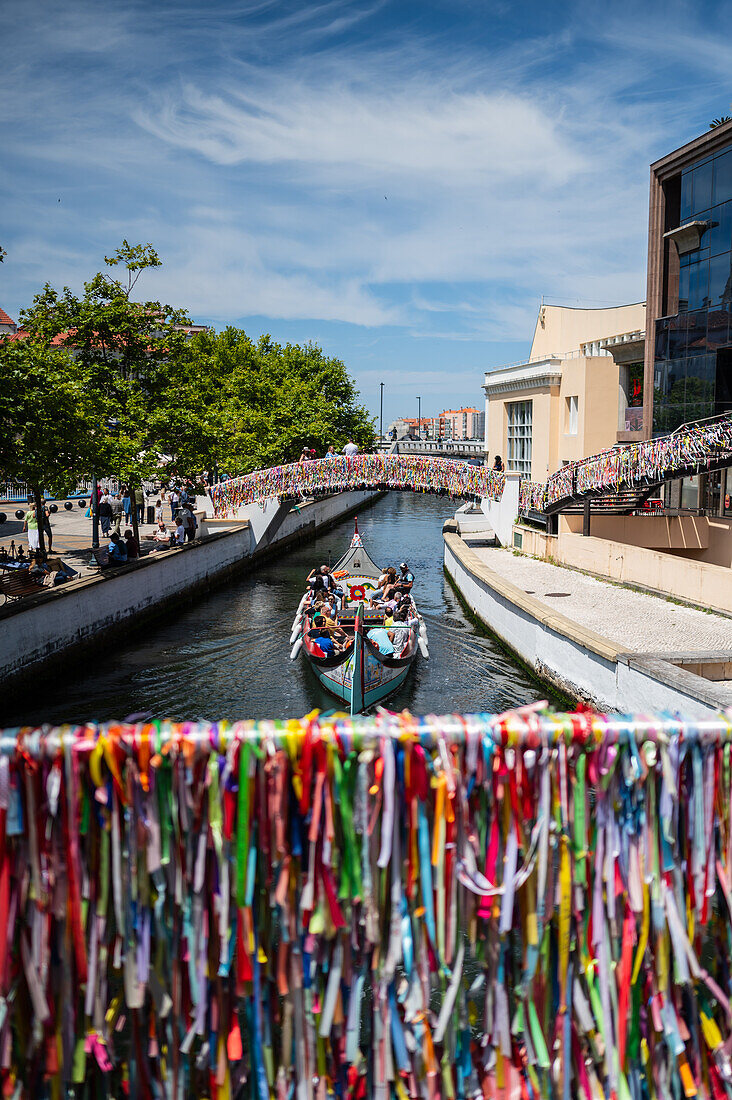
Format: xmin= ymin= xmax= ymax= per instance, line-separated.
xmin=417 ymin=395 xmax=421 ymax=439
xmin=380 ymin=382 xmax=384 ymax=443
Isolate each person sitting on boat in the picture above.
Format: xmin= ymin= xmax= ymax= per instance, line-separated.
xmin=367 ymin=626 xmax=395 ymax=656
xmin=307 ymin=565 xmax=333 ymax=593
xmin=395 ymin=562 xmax=414 ymax=595
xmin=317 ymin=600 xmax=339 ymax=630
xmin=388 ymin=623 xmax=412 ymax=656
xmin=374 ymin=566 xmax=397 ymax=599
xmin=310 ymin=615 xmax=348 ymax=654
xmin=396 ymin=598 xmax=418 ymax=627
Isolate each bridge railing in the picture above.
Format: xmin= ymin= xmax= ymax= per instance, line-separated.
xmin=374 ymin=438 xmax=485 ymax=455
xmin=210 ymin=452 xmax=504 ymax=514
xmin=0 ymin=477 xmax=162 ymax=503
xmin=1 ymin=704 xmax=731 ymax=1094
xmin=519 ymin=412 xmax=732 ymax=514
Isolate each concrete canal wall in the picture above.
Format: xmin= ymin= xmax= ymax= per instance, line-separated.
xmin=0 ymin=490 xmax=378 ymax=701
xmin=444 ymin=521 xmax=731 ymax=716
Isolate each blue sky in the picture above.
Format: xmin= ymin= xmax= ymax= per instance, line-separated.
xmin=2 ymin=0 xmax=731 ymax=426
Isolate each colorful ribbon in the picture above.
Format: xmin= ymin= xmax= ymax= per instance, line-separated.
xmin=519 ymin=413 xmax=732 ymax=513
xmin=209 ymin=454 xmax=505 ymax=516
xmin=0 ymin=704 xmax=731 ymax=1097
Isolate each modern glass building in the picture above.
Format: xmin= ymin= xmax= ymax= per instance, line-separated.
xmin=645 ymin=121 xmax=732 ymax=515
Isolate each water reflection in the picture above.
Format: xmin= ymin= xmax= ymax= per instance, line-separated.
xmin=4 ymin=493 xmax=551 ymax=726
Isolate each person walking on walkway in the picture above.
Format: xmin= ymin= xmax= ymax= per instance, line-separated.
xmin=121 ymin=486 xmax=132 ymax=524
xmin=99 ymin=493 xmax=113 ymax=536
xmin=169 ymin=486 xmax=179 ymax=522
xmin=135 ymin=486 xmax=145 ymax=524
xmin=23 ymin=504 xmax=40 ymax=553
xmin=42 ymin=504 xmax=53 ymax=553
xmin=111 ymin=492 xmax=123 ymax=534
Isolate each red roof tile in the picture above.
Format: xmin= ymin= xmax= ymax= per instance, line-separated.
xmin=0 ymin=307 xmax=16 ymax=327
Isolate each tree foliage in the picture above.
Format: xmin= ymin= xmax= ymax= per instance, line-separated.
xmin=186 ymin=329 xmax=375 ymax=474
xmin=1 ymin=242 xmax=374 ymax=503
xmin=0 ymin=337 xmax=103 ymax=494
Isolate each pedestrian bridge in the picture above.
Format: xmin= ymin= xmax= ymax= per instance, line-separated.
xmin=519 ymin=412 xmax=732 ymax=519
xmin=375 ymin=438 xmax=485 ymax=460
xmin=209 ymin=453 xmax=504 ymax=516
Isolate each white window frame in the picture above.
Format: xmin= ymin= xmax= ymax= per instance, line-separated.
xmin=506 ymin=400 xmax=533 ymax=476
xmin=565 ymin=395 xmax=578 ymax=436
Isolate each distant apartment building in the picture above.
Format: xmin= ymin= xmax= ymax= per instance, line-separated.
xmin=439 ymin=407 xmax=484 ymax=440
xmin=386 ymin=410 xmax=484 ymax=441
xmin=482 ymin=303 xmax=646 ymax=481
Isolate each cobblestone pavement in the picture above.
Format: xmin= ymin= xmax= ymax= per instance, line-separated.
xmin=472 ymin=545 xmax=732 ymax=654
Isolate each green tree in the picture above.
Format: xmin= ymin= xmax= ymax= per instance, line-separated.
xmin=0 ymin=336 xmax=104 ymax=556
xmin=194 ymin=329 xmax=374 ymax=473
xmin=20 ymin=242 xmax=192 ymax=544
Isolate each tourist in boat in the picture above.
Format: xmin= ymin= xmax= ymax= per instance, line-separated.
xmin=389 ymin=623 xmax=411 ymax=655
xmin=342 ymin=439 xmax=359 ymax=456
xmin=493 ymin=455 xmax=505 ymax=473
xmin=367 ymin=626 xmax=395 ymax=656
xmin=395 ymin=562 xmax=414 ymax=595
xmin=306 ymin=565 xmax=335 ymax=594
xmin=374 ymin=566 xmax=397 ymax=599
xmin=310 ymin=616 xmax=348 ymax=655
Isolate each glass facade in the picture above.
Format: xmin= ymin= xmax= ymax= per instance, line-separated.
xmin=654 ymin=143 xmax=732 ymax=433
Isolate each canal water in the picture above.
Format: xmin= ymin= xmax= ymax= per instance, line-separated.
xmin=6 ymin=493 xmax=551 ymax=726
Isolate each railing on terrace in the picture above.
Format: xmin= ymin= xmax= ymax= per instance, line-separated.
xmin=375 ymin=438 xmax=484 ymax=454
xmin=0 ymin=477 xmax=162 ymax=503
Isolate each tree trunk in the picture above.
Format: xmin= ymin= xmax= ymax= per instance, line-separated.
xmin=32 ymin=484 xmax=47 ymax=559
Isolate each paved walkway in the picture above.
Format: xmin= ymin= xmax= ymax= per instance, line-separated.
xmin=472 ymin=546 xmax=732 ymax=655
xmin=0 ymin=504 xmax=176 ymax=576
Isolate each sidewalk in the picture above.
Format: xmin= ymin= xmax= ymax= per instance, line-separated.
xmin=471 ymin=546 xmax=731 ymax=656
xmin=0 ymin=504 xmax=177 ymax=577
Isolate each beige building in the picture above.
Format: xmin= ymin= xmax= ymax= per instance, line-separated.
xmin=483 ymin=303 xmax=646 ymax=481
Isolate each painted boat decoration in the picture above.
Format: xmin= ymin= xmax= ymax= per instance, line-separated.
xmin=290 ymin=520 xmax=428 ymax=714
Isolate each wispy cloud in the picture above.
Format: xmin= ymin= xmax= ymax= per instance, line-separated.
xmin=1 ymin=0 xmax=731 ymax=413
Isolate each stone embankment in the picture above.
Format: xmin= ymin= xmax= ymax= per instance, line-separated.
xmin=0 ymin=490 xmax=379 ymax=700
xmin=444 ymin=519 xmax=732 ymax=716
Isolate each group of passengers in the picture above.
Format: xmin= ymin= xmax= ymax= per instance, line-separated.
xmin=365 ymin=561 xmax=417 ymax=657
xmin=305 ymin=560 xmax=418 ymax=658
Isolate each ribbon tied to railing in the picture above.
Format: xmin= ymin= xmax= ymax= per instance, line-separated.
xmin=0 ymin=704 xmax=732 ymax=1097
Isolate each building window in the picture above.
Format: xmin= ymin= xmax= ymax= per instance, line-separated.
xmin=564 ymin=395 xmax=578 ymax=435
xmin=506 ymin=400 xmax=532 ymax=476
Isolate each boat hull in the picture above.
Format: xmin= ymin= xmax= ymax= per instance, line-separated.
xmin=309 ymin=648 xmax=413 ymax=711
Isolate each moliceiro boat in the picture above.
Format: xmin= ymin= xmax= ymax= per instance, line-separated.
xmin=289 ymin=521 xmax=428 ymax=714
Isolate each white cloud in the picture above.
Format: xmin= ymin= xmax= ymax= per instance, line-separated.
xmin=1 ymin=0 xmax=730 ymax=347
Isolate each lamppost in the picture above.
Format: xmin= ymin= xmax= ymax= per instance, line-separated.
xmin=380 ymin=381 xmax=384 ymax=443
xmin=417 ymin=395 xmax=422 ymax=439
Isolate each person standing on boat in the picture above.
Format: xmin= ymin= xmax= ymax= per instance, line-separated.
xmin=342 ymin=439 xmax=359 ymax=456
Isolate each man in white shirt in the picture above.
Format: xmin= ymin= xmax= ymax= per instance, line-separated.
xmin=174 ymin=519 xmax=186 ymax=545
xmin=343 ymin=439 xmax=359 ymax=456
